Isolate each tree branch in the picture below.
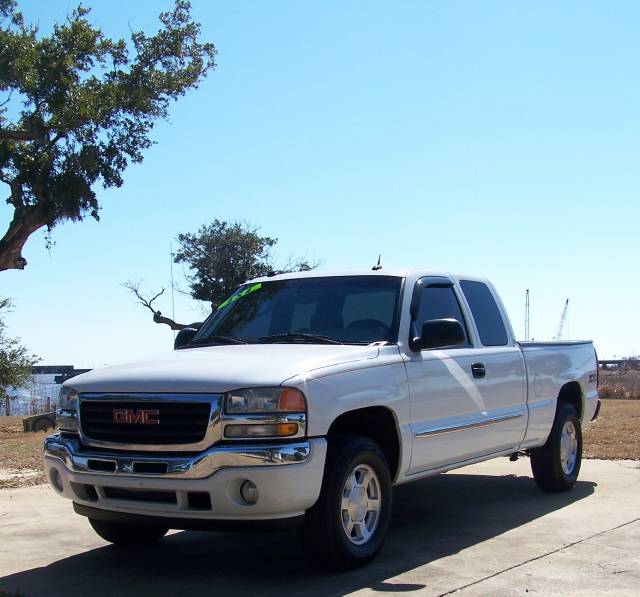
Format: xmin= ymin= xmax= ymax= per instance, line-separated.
xmin=44 ymin=132 xmax=65 ymax=153
xmin=151 ymin=311 xmax=191 ymax=331
xmin=0 ymin=129 xmax=37 ymax=142
xmin=122 ymin=281 xmax=202 ymax=331
xmin=0 ymin=90 xmax=14 ymax=107
xmin=7 ymin=181 xmax=24 ymax=208
xmin=122 ymin=281 xmax=165 ymax=313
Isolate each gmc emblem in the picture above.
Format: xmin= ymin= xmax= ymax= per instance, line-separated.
xmin=112 ymin=408 xmax=160 ymax=425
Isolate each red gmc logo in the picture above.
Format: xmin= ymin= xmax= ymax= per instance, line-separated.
xmin=112 ymin=408 xmax=160 ymax=425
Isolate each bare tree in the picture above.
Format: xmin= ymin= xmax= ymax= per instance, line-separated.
xmin=122 ymin=281 xmax=202 ymax=331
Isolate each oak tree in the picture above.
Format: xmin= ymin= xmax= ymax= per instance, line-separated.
xmin=0 ymin=0 xmax=216 ymax=271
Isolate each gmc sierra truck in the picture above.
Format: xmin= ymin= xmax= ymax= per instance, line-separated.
xmin=45 ymin=270 xmax=599 ymax=568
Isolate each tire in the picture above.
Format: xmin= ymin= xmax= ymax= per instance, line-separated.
xmin=530 ymin=403 xmax=582 ymax=492
xmin=297 ymin=435 xmax=392 ymax=569
xmin=33 ymin=417 xmax=54 ymax=432
xmin=89 ymin=518 xmax=169 ymax=546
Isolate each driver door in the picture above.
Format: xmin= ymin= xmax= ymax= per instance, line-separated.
xmin=403 ymin=277 xmax=499 ymax=474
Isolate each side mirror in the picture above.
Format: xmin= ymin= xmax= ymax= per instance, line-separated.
xmin=410 ymin=318 xmax=466 ymax=351
xmin=174 ymin=327 xmax=198 ymax=350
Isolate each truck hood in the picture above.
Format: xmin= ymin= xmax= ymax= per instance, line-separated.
xmin=67 ymin=344 xmax=381 ymax=394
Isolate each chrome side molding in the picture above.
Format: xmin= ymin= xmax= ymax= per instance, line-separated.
xmin=527 ymin=398 xmax=555 ymax=411
xmin=415 ymin=411 xmax=525 ymax=438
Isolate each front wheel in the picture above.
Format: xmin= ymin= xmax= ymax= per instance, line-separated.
xmin=89 ymin=518 xmax=169 ymax=546
xmin=297 ymin=435 xmax=392 ymax=569
xmin=530 ymin=403 xmax=582 ymax=492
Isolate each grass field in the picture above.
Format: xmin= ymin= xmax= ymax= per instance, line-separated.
xmin=1 ymin=399 xmax=638 ymax=489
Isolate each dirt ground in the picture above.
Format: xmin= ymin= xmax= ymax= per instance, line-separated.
xmin=582 ymin=399 xmax=640 ymax=460
xmin=0 ymin=417 xmax=47 ymax=488
xmin=0 ymin=399 xmax=638 ymax=489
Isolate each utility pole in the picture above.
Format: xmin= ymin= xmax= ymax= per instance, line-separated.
xmin=525 ymin=289 xmax=530 ymax=342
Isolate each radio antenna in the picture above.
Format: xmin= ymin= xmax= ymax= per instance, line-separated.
xmin=524 ymin=289 xmax=530 ymax=341
xmin=372 ymin=254 xmax=382 ymax=271
xmin=170 ymin=242 xmax=176 ymax=340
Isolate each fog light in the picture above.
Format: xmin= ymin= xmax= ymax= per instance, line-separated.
xmin=50 ymin=467 xmax=63 ymax=492
xmin=240 ymin=480 xmax=259 ymax=505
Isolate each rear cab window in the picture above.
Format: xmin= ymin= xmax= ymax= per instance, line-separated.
xmin=459 ymin=280 xmax=509 ymax=346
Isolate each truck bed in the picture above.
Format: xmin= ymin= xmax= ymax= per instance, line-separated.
xmin=518 ymin=340 xmax=598 ymax=449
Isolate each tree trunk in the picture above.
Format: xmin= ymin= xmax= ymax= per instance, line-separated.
xmin=0 ymin=205 xmax=48 ymax=271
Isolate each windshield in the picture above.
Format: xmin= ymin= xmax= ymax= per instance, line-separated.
xmin=192 ymin=275 xmax=403 ymax=345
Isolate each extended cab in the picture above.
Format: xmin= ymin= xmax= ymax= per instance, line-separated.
xmin=45 ymin=270 xmax=599 ymax=567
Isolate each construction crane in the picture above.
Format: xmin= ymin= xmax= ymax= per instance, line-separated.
xmin=554 ymin=299 xmax=569 ymax=341
xmin=524 ymin=289 xmax=530 ymax=341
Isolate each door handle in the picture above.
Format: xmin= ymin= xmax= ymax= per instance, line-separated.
xmin=471 ymin=363 xmax=486 ymax=379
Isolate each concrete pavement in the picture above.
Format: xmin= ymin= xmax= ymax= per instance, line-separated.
xmin=1 ymin=458 xmax=638 ymax=596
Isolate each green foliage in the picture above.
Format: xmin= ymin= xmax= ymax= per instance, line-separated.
xmin=0 ymin=298 xmax=38 ymax=399
xmin=174 ymin=220 xmax=315 ymax=309
xmin=0 ymin=0 xmax=216 ymax=270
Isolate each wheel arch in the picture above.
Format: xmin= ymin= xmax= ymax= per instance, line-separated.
xmin=326 ymin=406 xmax=401 ymax=482
xmin=556 ymin=381 xmax=584 ymax=421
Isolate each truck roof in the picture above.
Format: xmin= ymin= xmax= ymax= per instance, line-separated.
xmin=249 ymin=269 xmax=489 ymax=284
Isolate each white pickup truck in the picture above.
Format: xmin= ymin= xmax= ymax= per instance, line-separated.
xmin=45 ymin=270 xmax=599 ymax=568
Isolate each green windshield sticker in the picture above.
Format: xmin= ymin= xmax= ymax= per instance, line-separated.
xmin=217 ymin=283 xmax=262 ymax=311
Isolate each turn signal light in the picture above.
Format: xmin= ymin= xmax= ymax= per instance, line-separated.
xmin=278 ymin=388 xmax=306 ymax=412
xmin=225 ymin=422 xmax=299 ymax=439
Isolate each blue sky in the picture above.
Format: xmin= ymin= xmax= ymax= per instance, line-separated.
xmin=2 ymin=0 xmax=638 ymax=366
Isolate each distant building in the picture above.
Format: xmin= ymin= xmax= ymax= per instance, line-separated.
xmin=2 ymin=365 xmax=91 ymax=416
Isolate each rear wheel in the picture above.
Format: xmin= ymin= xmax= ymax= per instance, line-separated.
xmin=89 ymin=518 xmax=168 ymax=546
xmin=530 ymin=403 xmax=582 ymax=492
xmin=297 ymin=435 xmax=392 ymax=569
xmin=33 ymin=417 xmax=54 ymax=432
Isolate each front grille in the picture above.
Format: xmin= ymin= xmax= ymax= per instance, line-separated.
xmin=80 ymin=400 xmax=211 ymax=445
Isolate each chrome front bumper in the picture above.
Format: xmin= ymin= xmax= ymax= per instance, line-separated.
xmin=44 ymin=433 xmax=311 ymax=480
xmin=44 ymin=434 xmax=327 ymax=520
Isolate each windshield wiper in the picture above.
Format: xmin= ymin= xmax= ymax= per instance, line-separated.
xmin=258 ymin=332 xmax=343 ymax=345
xmin=185 ymin=335 xmax=247 ymax=347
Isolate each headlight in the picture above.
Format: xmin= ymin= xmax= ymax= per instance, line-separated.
xmin=223 ymin=387 xmax=306 ymax=439
xmin=224 ymin=387 xmax=306 ymax=414
xmin=56 ymin=387 xmax=78 ymax=432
